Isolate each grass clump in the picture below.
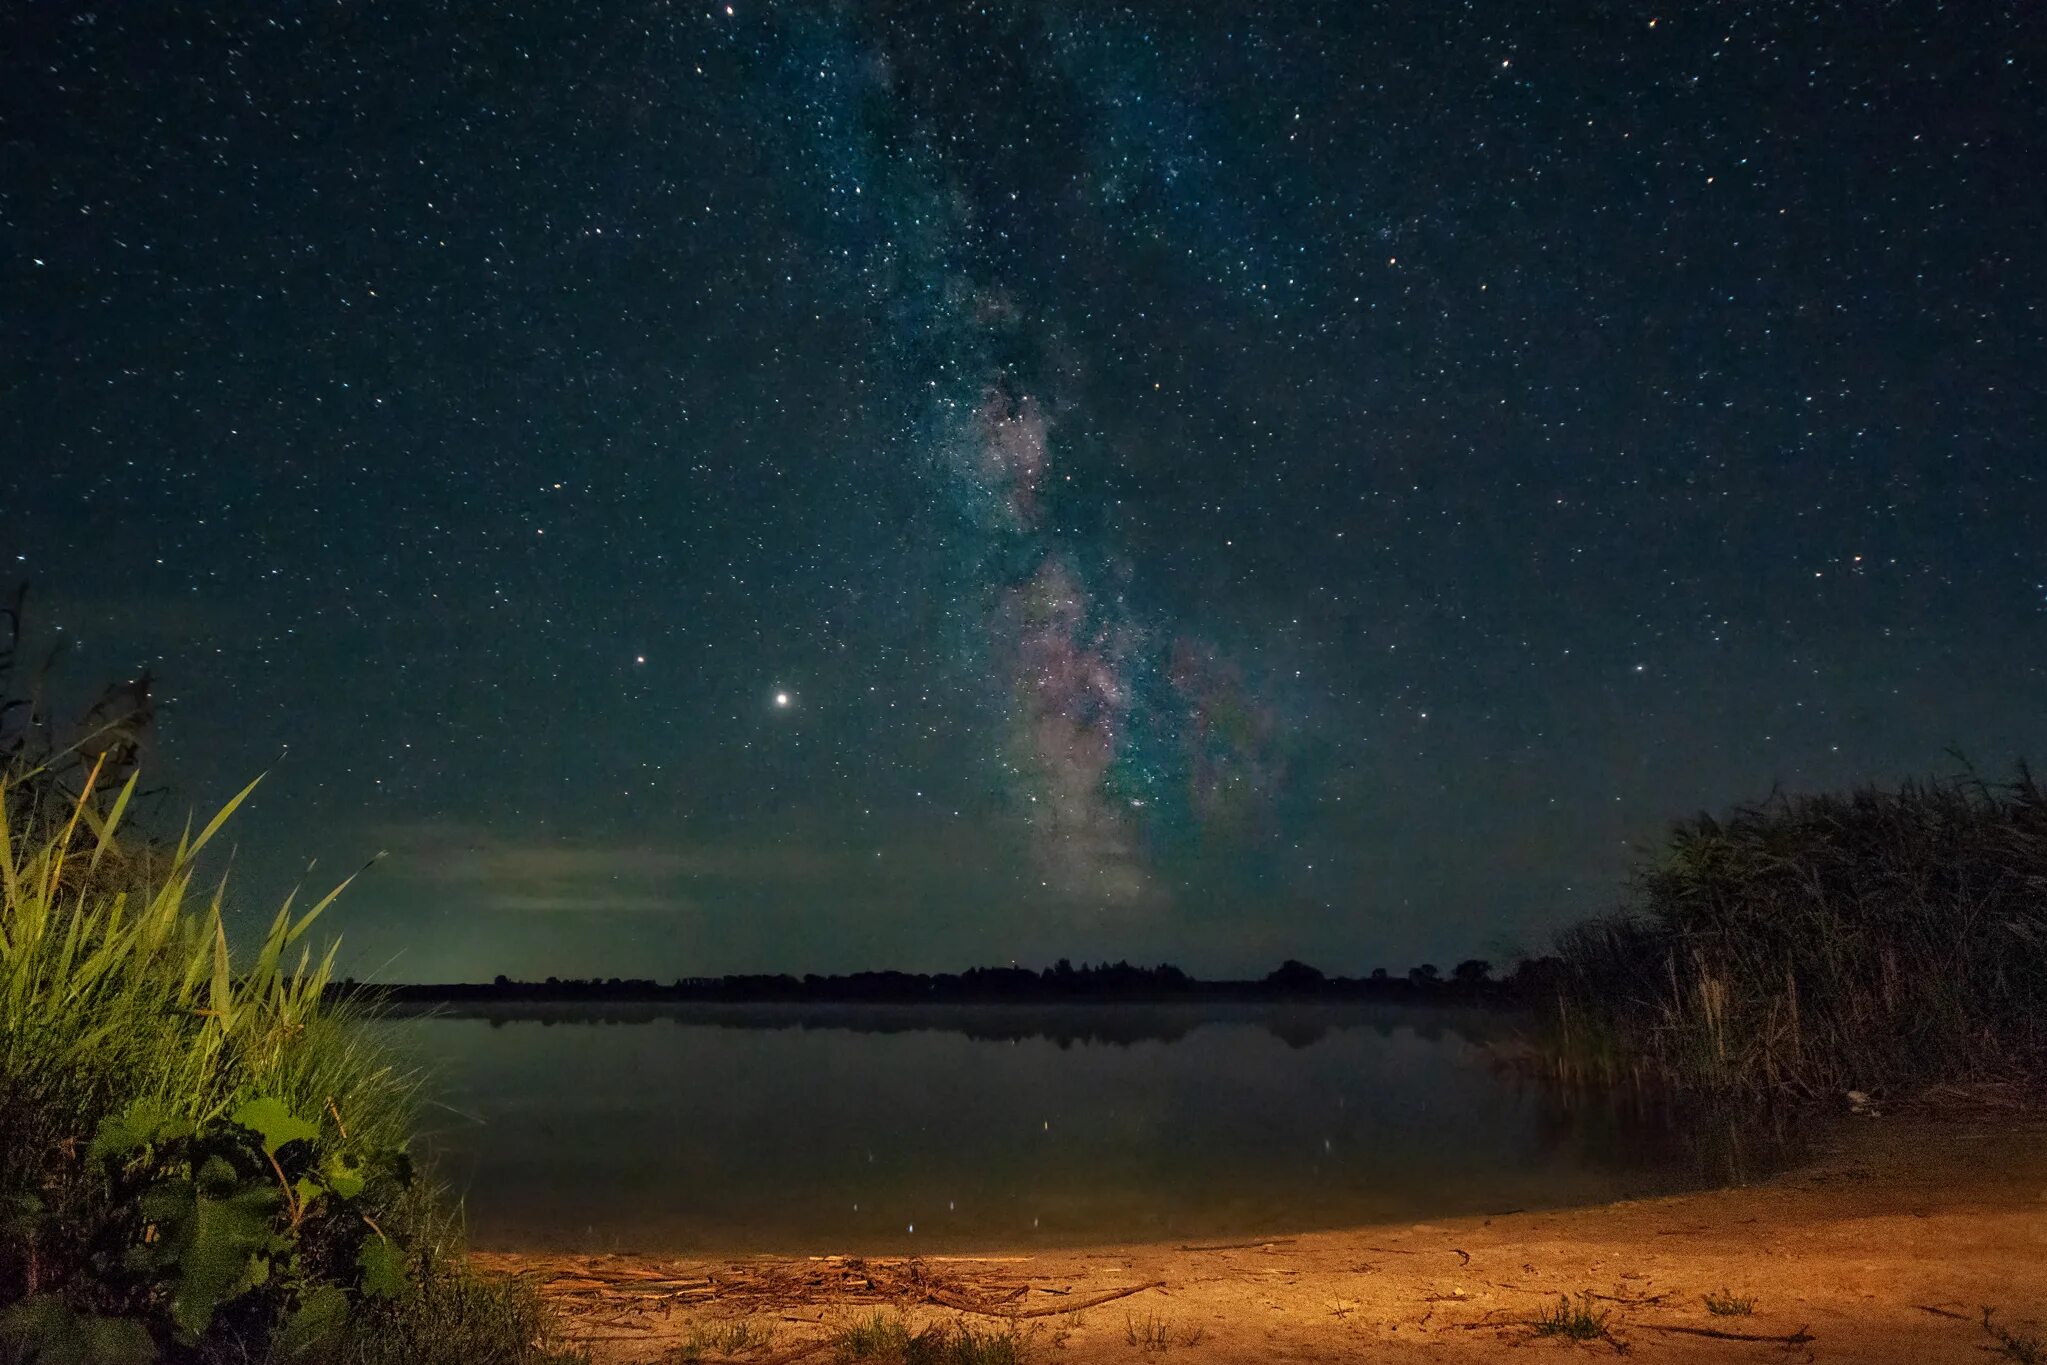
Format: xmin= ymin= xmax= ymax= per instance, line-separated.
xmin=1121 ymin=1309 xmax=1195 ymax=1358
xmin=1125 ymin=1311 xmax=1171 ymax=1351
xmin=669 ymin=1317 xmax=778 ymax=1360
xmin=834 ymin=1312 xmax=917 ymax=1360
xmin=340 ymin=1234 xmax=583 ymax=1365
xmin=1703 ymin=1289 xmax=1755 ymax=1317
xmin=1542 ymin=766 xmax=2047 ymax=1099
xmin=0 ymin=757 xmax=580 ymax=1363
xmin=1123 ymin=1311 xmax=1200 ymax=1352
xmin=1531 ymin=1294 xmax=1611 ymax=1342
xmin=830 ymin=1311 xmax=1029 ymax=1365
xmin=1985 ymin=1308 xmax=2046 ymax=1365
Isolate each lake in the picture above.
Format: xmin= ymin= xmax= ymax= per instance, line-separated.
xmin=378 ymin=1002 xmax=1793 ymax=1254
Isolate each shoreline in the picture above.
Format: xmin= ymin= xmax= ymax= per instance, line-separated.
xmin=479 ymin=1113 xmax=2047 ymax=1363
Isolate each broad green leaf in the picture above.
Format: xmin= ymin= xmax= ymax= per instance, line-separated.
xmin=89 ymin=1099 xmax=189 ymax=1164
xmin=3 ymin=1192 xmax=45 ymax=1240
xmin=0 ymin=1296 xmax=157 ymax=1365
xmin=0 ymin=1296 xmax=68 ymax=1355
xmin=294 ymin=1175 xmax=328 ymax=1213
xmin=275 ymin=1286 xmax=351 ymax=1360
xmin=357 ymin=1235 xmax=408 ymax=1299
xmin=136 ymin=1179 xmax=195 ymax=1233
xmin=230 ymin=1096 xmax=319 ymax=1157
xmin=160 ymin=1183 xmax=281 ymax=1341
xmin=320 ymin=1151 xmax=366 ymax=1200
xmin=74 ymin=1313 xmax=160 ymax=1365
xmin=193 ymin=1154 xmax=241 ymax=1196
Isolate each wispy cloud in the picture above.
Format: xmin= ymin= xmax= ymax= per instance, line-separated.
xmin=370 ymin=821 xmax=866 ymax=914
xmin=481 ymin=891 xmax=688 ymax=914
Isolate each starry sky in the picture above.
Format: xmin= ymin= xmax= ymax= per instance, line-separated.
xmin=3 ymin=2 xmax=2042 ymax=981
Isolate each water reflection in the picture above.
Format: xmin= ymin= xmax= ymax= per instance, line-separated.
xmin=381 ymin=999 xmax=1516 ymax=1049
xmin=379 ymin=1004 xmax=1796 ymax=1254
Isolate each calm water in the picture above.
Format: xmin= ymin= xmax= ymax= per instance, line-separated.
xmin=380 ymin=1003 xmax=1791 ymax=1253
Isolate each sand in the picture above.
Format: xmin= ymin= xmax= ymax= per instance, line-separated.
xmin=477 ymin=1115 xmax=2047 ymax=1363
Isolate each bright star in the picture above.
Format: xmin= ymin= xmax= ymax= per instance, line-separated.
xmin=774 ymin=691 xmax=790 ymax=707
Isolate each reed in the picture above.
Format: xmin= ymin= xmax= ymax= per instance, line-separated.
xmin=1542 ymin=766 xmax=2047 ymax=1100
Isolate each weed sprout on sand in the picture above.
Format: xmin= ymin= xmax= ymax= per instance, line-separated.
xmin=1531 ymin=1294 xmax=1611 ymax=1342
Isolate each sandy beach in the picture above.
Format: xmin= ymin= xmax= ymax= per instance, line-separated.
xmin=476 ymin=1113 xmax=2047 ymax=1363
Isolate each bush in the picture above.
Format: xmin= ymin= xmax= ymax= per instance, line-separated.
xmin=1542 ymin=766 xmax=2047 ymax=1099
xmin=0 ymin=760 xmax=581 ymax=1364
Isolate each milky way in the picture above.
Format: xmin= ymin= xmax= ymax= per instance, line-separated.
xmin=803 ymin=11 xmax=1306 ymax=914
xmin=904 ymin=229 xmax=1284 ymax=910
xmin=940 ymin=347 xmax=1284 ymax=904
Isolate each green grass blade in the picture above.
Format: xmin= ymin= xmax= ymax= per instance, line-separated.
xmin=87 ymin=769 xmax=140 ymax=874
xmin=188 ymin=774 xmax=265 ymax=861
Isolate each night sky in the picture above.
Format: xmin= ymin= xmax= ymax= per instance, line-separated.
xmin=4 ymin=2 xmax=2042 ymax=981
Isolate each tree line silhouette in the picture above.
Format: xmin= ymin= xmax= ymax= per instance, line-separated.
xmin=335 ymin=955 xmax=1562 ymax=1007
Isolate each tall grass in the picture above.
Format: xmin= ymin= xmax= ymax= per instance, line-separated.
xmin=0 ymin=759 xmax=580 ymax=1362
xmin=1542 ymin=767 xmax=2047 ymax=1099
xmin=3 ymin=761 xmax=396 ymax=1129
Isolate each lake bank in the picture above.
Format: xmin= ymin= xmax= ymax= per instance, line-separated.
xmin=477 ymin=1114 xmax=2047 ymax=1363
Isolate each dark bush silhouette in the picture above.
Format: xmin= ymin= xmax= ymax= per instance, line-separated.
xmin=1544 ymin=766 xmax=2047 ymax=1098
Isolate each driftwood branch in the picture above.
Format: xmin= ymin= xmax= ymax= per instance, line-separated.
xmin=1178 ymin=1238 xmax=1295 ymax=1252
xmin=924 ymin=1280 xmax=1165 ymax=1319
xmin=1644 ymin=1322 xmax=1815 ymax=1344
xmin=1915 ymin=1304 xmax=1970 ymax=1321
xmin=1363 ymin=1245 xmax=1470 ymax=1265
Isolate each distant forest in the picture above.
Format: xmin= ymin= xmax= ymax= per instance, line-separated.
xmin=335 ymin=956 xmax=1558 ymax=1007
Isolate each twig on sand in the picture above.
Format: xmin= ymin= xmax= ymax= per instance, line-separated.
xmin=1644 ymin=1322 xmax=1815 ymax=1345
xmin=1178 ymin=1238 xmax=1296 ymax=1251
xmin=1366 ymin=1245 xmax=1471 ymax=1264
xmin=1915 ymin=1304 xmax=1971 ymax=1321
xmin=1448 ymin=1309 xmax=1529 ymax=1330
xmin=923 ymin=1280 xmax=1165 ymax=1319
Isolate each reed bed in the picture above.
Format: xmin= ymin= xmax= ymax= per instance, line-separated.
xmin=1543 ymin=766 xmax=2047 ymax=1100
